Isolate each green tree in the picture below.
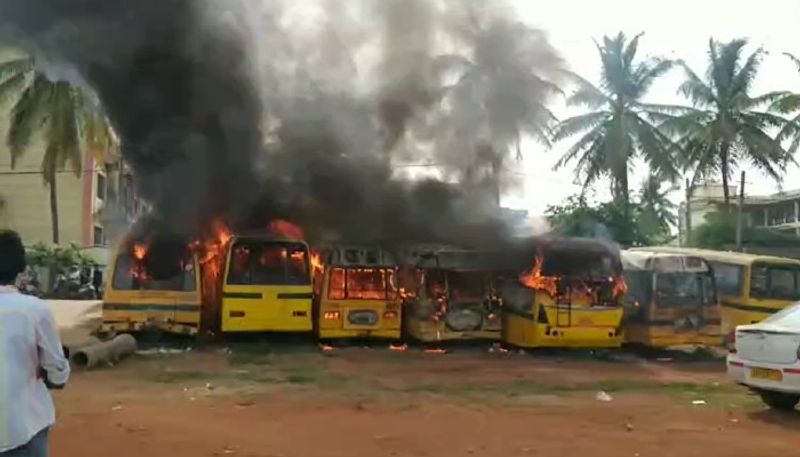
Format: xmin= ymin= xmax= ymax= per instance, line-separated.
xmin=546 ymin=188 xmax=676 ymax=246
xmin=434 ymin=16 xmax=563 ymax=203
xmin=636 ymin=175 xmax=677 ymax=241
xmin=554 ymin=32 xmax=677 ymax=242
xmin=664 ymin=39 xmax=795 ymax=206
xmin=0 ymin=55 xmax=115 ymax=244
xmin=691 ymin=211 xmax=800 ymax=249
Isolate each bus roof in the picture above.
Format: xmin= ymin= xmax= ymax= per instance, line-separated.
xmin=621 ymin=250 xmax=710 ymax=272
xmin=629 ymin=246 xmax=800 ymax=266
xmin=232 ymin=234 xmax=310 ymax=246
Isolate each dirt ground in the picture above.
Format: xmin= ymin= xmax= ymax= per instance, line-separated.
xmin=50 ymin=342 xmax=800 ymax=457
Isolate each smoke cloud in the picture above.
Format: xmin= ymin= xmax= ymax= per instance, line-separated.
xmin=0 ymin=0 xmax=564 ymax=248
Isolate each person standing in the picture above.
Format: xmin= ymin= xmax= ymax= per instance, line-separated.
xmin=0 ymin=230 xmax=70 ymax=457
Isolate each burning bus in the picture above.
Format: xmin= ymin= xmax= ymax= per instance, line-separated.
xmin=100 ymin=219 xmax=316 ymax=336
xmin=399 ymin=249 xmax=507 ymax=342
xmin=314 ymin=246 xmax=402 ymax=340
xmin=220 ymin=234 xmax=314 ymax=333
xmin=500 ymin=238 xmax=626 ymax=348
xmin=621 ymin=250 xmax=721 ymax=347
xmin=100 ymin=234 xmax=203 ymax=336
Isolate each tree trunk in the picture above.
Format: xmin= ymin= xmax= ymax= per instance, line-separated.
xmin=720 ymin=142 xmax=731 ymax=210
xmin=621 ymin=168 xmax=632 ymax=245
xmin=50 ymin=174 xmax=59 ymax=244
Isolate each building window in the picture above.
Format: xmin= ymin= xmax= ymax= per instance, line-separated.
xmin=93 ymin=226 xmax=104 ymax=246
xmin=96 ymin=174 xmax=106 ymax=201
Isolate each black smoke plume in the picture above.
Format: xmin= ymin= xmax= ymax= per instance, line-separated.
xmin=0 ymin=0 xmax=563 ymax=248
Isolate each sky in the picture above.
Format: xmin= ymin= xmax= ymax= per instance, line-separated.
xmin=503 ymin=0 xmax=800 ymax=216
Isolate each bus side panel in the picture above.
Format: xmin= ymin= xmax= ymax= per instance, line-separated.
xmin=404 ymin=316 xmax=500 ymax=342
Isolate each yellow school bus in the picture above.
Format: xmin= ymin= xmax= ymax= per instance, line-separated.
xmin=621 ymin=250 xmax=721 ymax=347
xmin=315 ymin=246 xmax=402 ymax=340
xmin=100 ymin=238 xmax=202 ymax=336
xmin=501 ymin=238 xmax=625 ymax=348
xmin=220 ymin=236 xmax=313 ymax=332
xmin=400 ymin=250 xmax=505 ymax=342
xmin=632 ymin=247 xmax=800 ymax=338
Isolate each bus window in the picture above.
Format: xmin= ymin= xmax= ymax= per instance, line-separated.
xmin=623 ymin=271 xmax=651 ymax=307
xmin=750 ymin=264 xmax=800 ymax=301
xmin=709 ymin=262 xmax=744 ymax=296
xmin=701 ymin=274 xmax=716 ymax=306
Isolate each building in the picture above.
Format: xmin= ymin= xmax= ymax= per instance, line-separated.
xmin=678 ymin=181 xmax=800 ymax=244
xmin=0 ymin=119 xmax=142 ymax=252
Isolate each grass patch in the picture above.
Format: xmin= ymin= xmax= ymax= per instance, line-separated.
xmin=386 ymin=378 xmax=736 ymax=402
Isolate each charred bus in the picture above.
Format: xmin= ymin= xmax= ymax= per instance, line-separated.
xmin=314 ymin=246 xmax=402 ymax=340
xmin=399 ymin=249 xmax=506 ymax=342
xmin=220 ymin=235 xmax=314 ymax=332
xmin=100 ymin=235 xmax=202 ymax=336
xmin=501 ymin=238 xmax=626 ymax=348
xmin=621 ymin=250 xmax=721 ymax=347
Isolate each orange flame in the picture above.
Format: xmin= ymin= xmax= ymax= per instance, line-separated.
xmin=310 ymin=250 xmax=324 ymax=276
xmin=192 ymin=219 xmax=234 ymax=316
xmin=518 ymin=255 xmax=558 ymax=296
xmin=267 ymin=219 xmax=305 ymax=241
xmin=132 ymin=243 xmax=148 ymax=261
xmin=612 ymin=275 xmax=628 ymax=299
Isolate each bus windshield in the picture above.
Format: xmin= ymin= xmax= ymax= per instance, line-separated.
xmin=328 ymin=267 xmax=398 ymax=300
xmin=542 ymin=252 xmax=615 ymax=279
xmin=447 ymin=271 xmax=485 ymax=301
xmin=227 ymin=240 xmax=310 ymax=286
xmin=655 ymin=272 xmax=714 ymax=307
xmin=750 ymin=263 xmax=800 ymax=301
xmin=112 ymin=253 xmax=197 ymax=292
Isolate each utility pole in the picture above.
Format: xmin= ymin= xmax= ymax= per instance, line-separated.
xmin=735 ymin=171 xmax=745 ymax=251
xmin=684 ymin=178 xmax=692 ymax=246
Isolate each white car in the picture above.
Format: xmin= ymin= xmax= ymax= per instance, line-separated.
xmin=727 ymin=303 xmax=800 ymax=410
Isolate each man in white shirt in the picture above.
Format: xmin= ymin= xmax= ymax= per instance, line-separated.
xmin=0 ymin=230 xmax=70 ymax=457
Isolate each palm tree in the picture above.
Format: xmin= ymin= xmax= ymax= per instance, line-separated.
xmin=433 ymin=15 xmax=563 ymax=204
xmin=664 ymin=39 xmax=795 ymax=206
xmin=636 ymin=175 xmax=677 ymax=239
xmin=0 ymin=55 xmax=115 ymax=244
xmin=554 ymin=32 xmax=677 ymax=234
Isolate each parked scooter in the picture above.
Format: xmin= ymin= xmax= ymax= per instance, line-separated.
xmin=53 ymin=267 xmax=98 ymax=300
xmin=16 ymin=267 xmax=43 ymax=297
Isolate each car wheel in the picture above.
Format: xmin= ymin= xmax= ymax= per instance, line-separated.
xmin=758 ymin=390 xmax=800 ymax=411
